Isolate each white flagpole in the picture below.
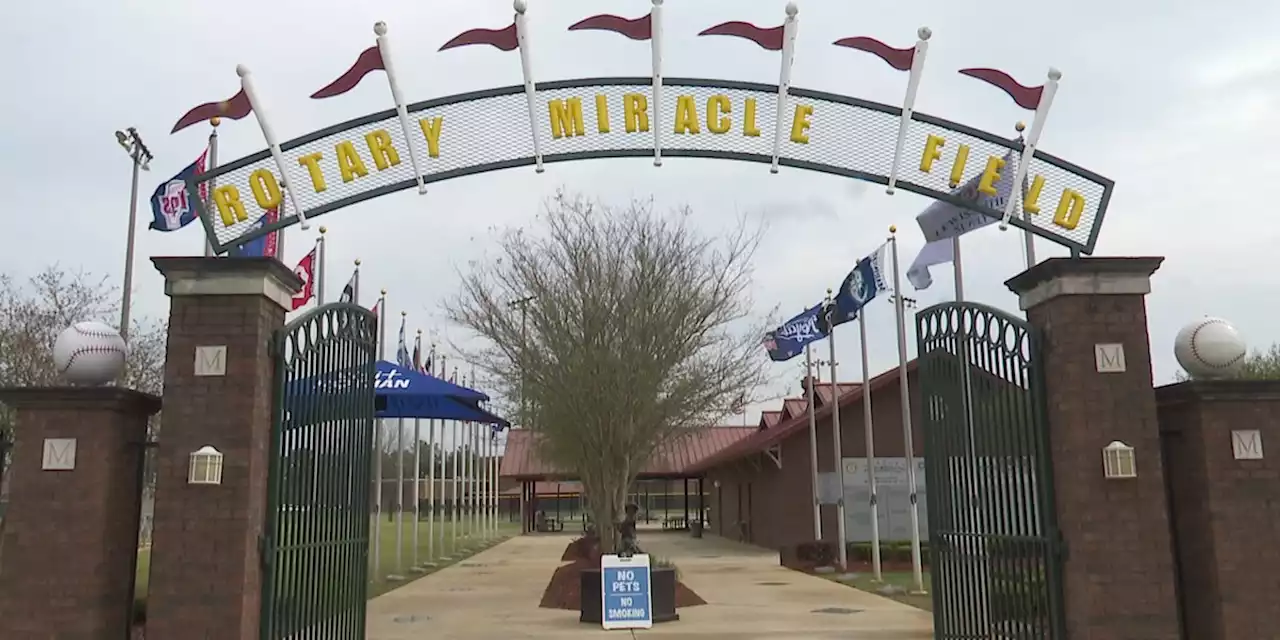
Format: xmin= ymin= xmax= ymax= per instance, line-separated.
xmin=315 ymin=229 xmax=327 ymax=305
xmin=804 ymin=343 xmax=823 ymax=540
xmin=824 ymin=294 xmax=849 ymax=570
xmin=373 ymin=22 xmax=427 ymax=194
xmin=886 ymin=27 xmax=932 ymax=195
xmin=425 ymin=356 xmax=437 ymax=567
xmin=491 ymin=429 xmax=499 ymax=536
xmin=1015 ymin=122 xmax=1036 ymax=269
xmin=235 ymin=65 xmax=310 ymax=229
xmin=952 ymin=236 xmax=965 ymax=301
xmin=394 ymin=416 xmax=405 ymax=577
xmin=858 ymin=312 xmax=883 ymax=581
xmin=372 ymin=289 xmax=386 ymax=575
xmin=205 ymin=121 xmax=219 ymax=256
xmin=471 ymin=422 xmax=480 ymax=537
xmin=451 ymin=407 xmax=460 ymax=553
xmin=412 ymin=417 xmax=422 ymax=569
xmin=999 ymin=68 xmax=1061 ymax=230
xmin=889 ymin=227 xmax=926 ymax=593
xmin=513 ymin=0 xmax=544 ymax=173
xmin=770 ymin=3 xmax=800 ymax=174
xmin=650 ymin=0 xmax=664 ymax=166
xmin=437 ymin=354 xmax=449 ymax=559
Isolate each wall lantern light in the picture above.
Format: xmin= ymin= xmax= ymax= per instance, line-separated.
xmin=1102 ymin=441 xmax=1136 ymax=479
xmin=189 ymin=445 xmax=224 ymax=485
xmin=713 ymin=480 xmax=721 ymax=489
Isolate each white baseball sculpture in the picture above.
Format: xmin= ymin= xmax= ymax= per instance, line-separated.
xmin=53 ymin=321 xmax=128 ymax=386
xmin=1174 ymin=317 xmax=1247 ymax=379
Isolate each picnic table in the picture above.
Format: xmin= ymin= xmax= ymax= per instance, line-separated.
xmin=662 ymin=516 xmax=687 ymax=530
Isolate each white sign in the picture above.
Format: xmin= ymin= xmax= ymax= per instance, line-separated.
xmin=1232 ymin=430 xmax=1264 ymax=460
xmin=600 ymin=553 xmax=653 ymax=630
xmin=816 ymin=472 xmax=842 ymax=505
xmin=841 ymin=457 xmax=929 ymax=542
xmin=194 ymin=345 xmax=227 ymax=377
xmin=1094 ymin=343 xmax=1126 ymax=373
xmin=42 ymin=438 xmax=77 ymax=471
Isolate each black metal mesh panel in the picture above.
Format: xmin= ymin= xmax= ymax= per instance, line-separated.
xmin=196 ymin=78 xmax=1110 ymax=253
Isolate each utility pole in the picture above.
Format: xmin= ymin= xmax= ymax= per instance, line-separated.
xmin=114 ymin=127 xmax=153 ymax=342
xmin=507 ymin=295 xmax=535 ymax=428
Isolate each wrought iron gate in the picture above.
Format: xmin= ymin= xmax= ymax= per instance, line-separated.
xmin=915 ymin=302 xmax=1066 ymax=639
xmin=261 ymin=304 xmax=378 ymax=640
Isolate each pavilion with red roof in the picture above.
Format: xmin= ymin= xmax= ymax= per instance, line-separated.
xmin=499 ymin=368 xmax=926 ymax=546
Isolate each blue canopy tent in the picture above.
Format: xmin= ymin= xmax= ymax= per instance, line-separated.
xmin=285 ymin=360 xmax=508 ymax=426
xmin=374 ymin=361 xmax=507 ymax=425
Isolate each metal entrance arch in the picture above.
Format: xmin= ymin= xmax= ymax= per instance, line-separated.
xmin=261 ymin=303 xmax=378 ymax=640
xmin=915 ymin=302 xmax=1066 ymax=639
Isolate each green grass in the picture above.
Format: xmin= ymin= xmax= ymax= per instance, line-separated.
xmin=134 ymin=516 xmax=521 ymax=613
xmin=830 ymin=571 xmax=934 ymax=611
xmin=366 ymin=515 xmax=520 ymax=597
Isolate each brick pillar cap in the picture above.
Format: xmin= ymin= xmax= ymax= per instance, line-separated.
xmin=1157 ymin=379 xmax=1280 ymax=405
xmin=1005 ymin=257 xmax=1165 ymax=294
xmin=0 ymin=386 xmax=161 ymax=414
xmin=1004 ymin=257 xmax=1165 ymax=310
xmin=152 ymin=256 xmax=303 ymax=310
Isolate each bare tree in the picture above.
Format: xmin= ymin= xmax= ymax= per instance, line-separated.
xmin=1176 ymin=343 xmax=1280 ymax=381
xmin=447 ymin=192 xmax=769 ymax=551
xmin=0 ymin=266 xmax=168 ymax=495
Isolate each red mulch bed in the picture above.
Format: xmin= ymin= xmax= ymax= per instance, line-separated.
xmin=540 ymin=537 xmax=707 ymax=610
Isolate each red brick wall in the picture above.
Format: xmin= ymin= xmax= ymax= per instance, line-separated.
xmin=147 ymin=285 xmax=286 ymax=639
xmin=0 ymin=389 xmax=158 ymax=639
xmin=704 ymin=370 xmax=925 ymax=552
xmin=1157 ymin=381 xmax=1280 ymax=640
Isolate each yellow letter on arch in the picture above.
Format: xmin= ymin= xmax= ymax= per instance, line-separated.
xmin=364 ymin=130 xmax=401 ymax=171
xmin=1053 ymin=189 xmax=1086 ymax=230
xmin=789 ymin=104 xmax=814 ymax=144
xmin=213 ymin=185 xmax=249 ymax=227
xmin=673 ymin=95 xmax=700 ymax=134
xmin=920 ymin=134 xmax=946 ymax=173
xmin=548 ymin=97 xmax=586 ymax=139
xmin=248 ymin=169 xmax=283 ymax=211
xmin=706 ymin=95 xmax=731 ymax=134
xmin=335 ymin=141 xmax=370 ymax=183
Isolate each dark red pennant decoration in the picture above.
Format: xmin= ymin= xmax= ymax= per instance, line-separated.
xmin=832 ymin=36 xmax=914 ymax=72
xmin=698 ymin=21 xmax=784 ymax=51
xmin=567 ymin=13 xmax=653 ymax=40
xmin=171 ymin=89 xmax=252 ymax=134
xmin=311 ymin=46 xmax=385 ymax=99
xmin=439 ymin=22 xmax=519 ymax=52
xmin=959 ymin=68 xmax=1044 ymax=111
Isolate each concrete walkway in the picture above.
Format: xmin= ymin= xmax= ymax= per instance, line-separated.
xmin=366 ymin=532 xmax=932 ymax=639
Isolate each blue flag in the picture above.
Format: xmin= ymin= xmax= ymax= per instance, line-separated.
xmin=829 ymin=242 xmax=890 ymax=330
xmin=148 ymin=150 xmax=208 ymax=232
xmin=230 ymin=208 xmax=279 ymax=257
xmin=762 ymin=304 xmax=828 ymax=362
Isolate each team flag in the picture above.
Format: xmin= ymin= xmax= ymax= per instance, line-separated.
xmin=148 ymin=150 xmax=209 ymax=232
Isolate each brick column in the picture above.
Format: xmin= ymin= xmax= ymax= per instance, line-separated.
xmin=0 ymin=387 xmax=160 ymax=639
xmin=1005 ymin=257 xmax=1181 ymax=640
xmin=1156 ymin=381 xmax=1280 ymax=640
xmin=145 ymin=257 xmax=300 ymax=640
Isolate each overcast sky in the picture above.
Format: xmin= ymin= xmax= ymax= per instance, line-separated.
xmin=2 ymin=0 xmax=1275 ymax=427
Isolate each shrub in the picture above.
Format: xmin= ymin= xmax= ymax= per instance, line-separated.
xmin=794 ymin=541 xmax=838 ymax=567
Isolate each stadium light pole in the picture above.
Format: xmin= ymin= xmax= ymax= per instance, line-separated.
xmin=507 ymin=295 xmax=535 ymax=427
xmin=115 ymin=127 xmax=152 ymax=342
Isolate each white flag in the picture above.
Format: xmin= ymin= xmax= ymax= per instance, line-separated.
xmin=907 ymin=238 xmax=953 ymax=290
xmin=907 ymin=150 xmax=1017 ymax=290
xmin=915 ymin=149 xmax=1017 ymax=243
